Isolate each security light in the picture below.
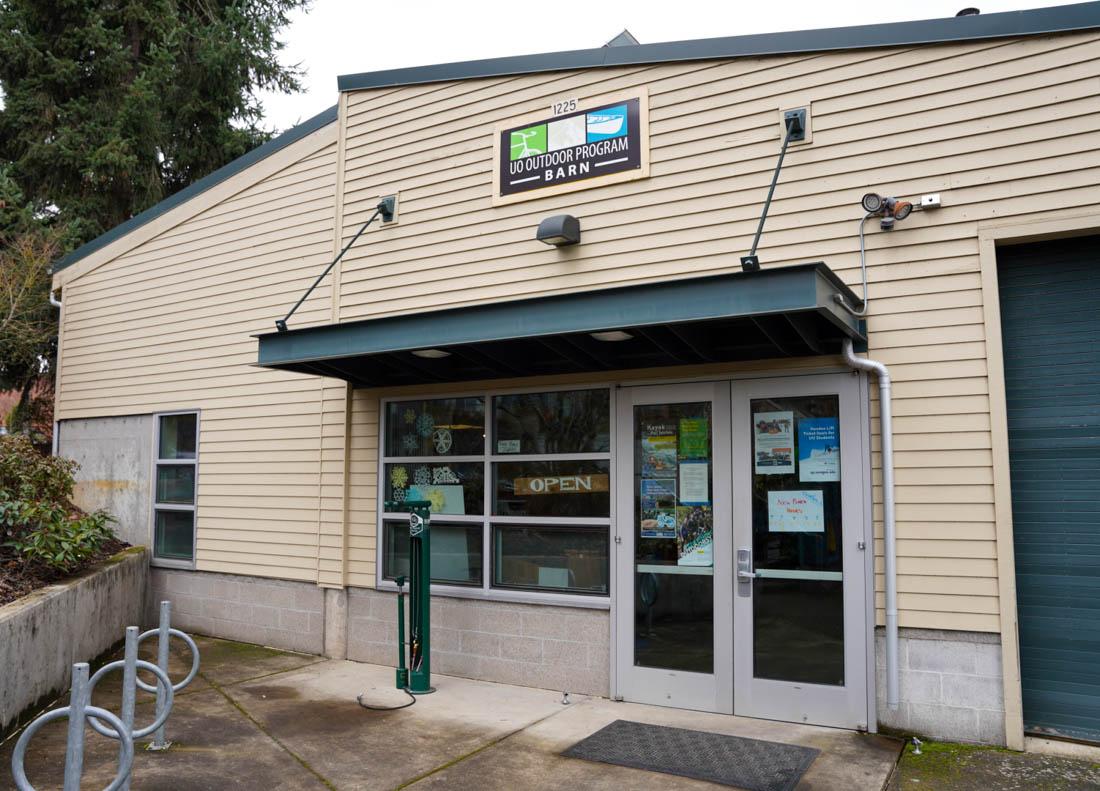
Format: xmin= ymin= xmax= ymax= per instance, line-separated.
xmin=536 ymin=214 xmax=581 ymax=246
xmin=861 ymin=193 xmax=884 ymax=213
xmin=412 ymin=349 xmax=451 ymax=359
xmin=590 ymin=330 xmax=633 ymax=342
xmin=861 ymin=193 xmax=913 ymax=230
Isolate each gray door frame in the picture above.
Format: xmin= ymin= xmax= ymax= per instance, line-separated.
xmin=613 ymin=380 xmax=734 ymax=713
xmin=731 ymin=372 xmax=874 ymax=730
xmin=610 ymin=371 xmax=876 ymax=731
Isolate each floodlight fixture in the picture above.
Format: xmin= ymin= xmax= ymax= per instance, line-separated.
xmin=536 ymin=215 xmax=581 ymax=246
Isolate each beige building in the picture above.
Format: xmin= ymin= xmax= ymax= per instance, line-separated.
xmin=51 ymin=4 xmax=1100 ymax=749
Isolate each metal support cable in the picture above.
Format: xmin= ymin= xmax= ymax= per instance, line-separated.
xmin=276 ymin=200 xmax=389 ymax=332
xmin=747 ymin=119 xmax=798 ymax=259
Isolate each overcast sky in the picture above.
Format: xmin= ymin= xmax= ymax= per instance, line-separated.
xmin=256 ymin=0 xmax=1069 ymax=131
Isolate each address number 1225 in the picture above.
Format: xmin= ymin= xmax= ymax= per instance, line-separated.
xmin=551 ymin=98 xmax=578 ymax=116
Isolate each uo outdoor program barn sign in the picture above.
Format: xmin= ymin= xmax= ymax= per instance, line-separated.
xmin=492 ymin=92 xmax=649 ymax=205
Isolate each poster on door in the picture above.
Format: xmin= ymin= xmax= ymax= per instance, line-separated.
xmin=676 ymin=505 xmax=713 ymax=566
xmin=767 ymin=490 xmax=825 ymax=532
xmin=640 ymin=478 xmax=677 ymax=539
xmin=641 ymin=423 xmax=677 ymax=477
xmin=798 ymin=417 xmax=840 ymax=482
xmin=754 ymin=411 xmax=794 ymax=474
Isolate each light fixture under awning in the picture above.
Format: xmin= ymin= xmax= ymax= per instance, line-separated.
xmin=255 ymin=263 xmax=865 ymax=388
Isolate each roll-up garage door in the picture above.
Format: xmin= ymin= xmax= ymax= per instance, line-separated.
xmin=999 ymin=234 xmax=1100 ymax=743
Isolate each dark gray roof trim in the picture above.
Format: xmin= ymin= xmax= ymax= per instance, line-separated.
xmin=338 ymin=3 xmax=1100 ymax=91
xmin=52 ymin=104 xmax=339 ymax=274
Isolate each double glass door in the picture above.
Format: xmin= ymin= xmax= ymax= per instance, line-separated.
xmin=614 ymin=374 xmax=870 ymax=729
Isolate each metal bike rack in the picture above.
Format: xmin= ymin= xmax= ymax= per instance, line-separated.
xmin=11 ymin=663 xmax=134 ymax=791
xmin=9 ymin=601 xmax=200 ymax=790
xmin=137 ymin=601 xmax=200 ymax=749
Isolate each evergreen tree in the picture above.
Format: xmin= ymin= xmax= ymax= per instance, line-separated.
xmin=0 ymin=0 xmax=308 ymax=437
xmin=0 ymin=0 xmax=309 ymax=246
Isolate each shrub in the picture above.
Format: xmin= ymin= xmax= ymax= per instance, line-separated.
xmin=0 ymin=434 xmax=117 ymax=573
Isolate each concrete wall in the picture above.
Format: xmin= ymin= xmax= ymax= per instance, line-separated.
xmin=876 ymin=627 xmax=1005 ymax=745
xmin=150 ymin=568 xmax=611 ymax=696
xmin=59 ymin=415 xmax=153 ymax=548
xmin=0 ymin=548 xmax=148 ymax=737
xmin=346 ymin=588 xmax=610 ymax=697
xmin=148 ymin=568 xmax=325 ymax=655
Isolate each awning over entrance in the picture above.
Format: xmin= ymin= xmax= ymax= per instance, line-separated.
xmin=256 ymin=263 xmax=865 ymax=387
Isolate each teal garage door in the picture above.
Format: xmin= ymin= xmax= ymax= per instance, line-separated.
xmin=999 ymin=234 xmax=1100 ymax=743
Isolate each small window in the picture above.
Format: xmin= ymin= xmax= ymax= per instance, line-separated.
xmin=385 ymin=397 xmax=484 ymax=457
xmin=493 ymin=459 xmax=611 ymax=518
xmin=492 ymin=524 xmax=609 ymax=595
xmin=153 ymin=413 xmax=197 ymax=564
xmin=382 ymin=520 xmax=483 ymax=586
xmin=493 ymin=390 xmax=610 ymax=454
xmin=384 ymin=461 xmax=484 ymax=516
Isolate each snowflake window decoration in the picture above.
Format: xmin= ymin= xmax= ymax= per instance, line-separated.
xmin=416 ymin=413 xmax=435 ymax=437
xmin=426 ymin=488 xmax=446 ymax=513
xmin=414 ymin=466 xmax=431 ymax=486
xmin=432 ymin=466 xmax=460 ymax=484
xmin=390 ymin=466 xmax=408 ymax=489
xmin=391 ymin=487 xmax=406 ymax=503
xmin=403 ymin=408 xmax=416 ymax=425
xmin=432 ymin=428 xmax=452 ymax=455
xmin=402 ymin=433 xmax=419 ymax=453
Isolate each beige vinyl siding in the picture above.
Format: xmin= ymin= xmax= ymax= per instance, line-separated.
xmin=55 ymin=132 xmax=340 ymax=583
xmin=338 ymin=30 xmax=1100 ymax=631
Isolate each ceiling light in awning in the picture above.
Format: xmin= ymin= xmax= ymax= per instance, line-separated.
xmin=590 ymin=330 xmax=633 ymax=342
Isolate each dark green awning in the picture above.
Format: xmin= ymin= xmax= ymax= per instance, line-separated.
xmin=256 ymin=263 xmax=865 ymax=387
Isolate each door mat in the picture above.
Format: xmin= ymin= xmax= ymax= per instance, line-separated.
xmin=562 ymin=719 xmax=819 ymax=791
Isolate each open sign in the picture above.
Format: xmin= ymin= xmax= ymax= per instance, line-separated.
xmin=514 ymin=475 xmax=610 ymax=495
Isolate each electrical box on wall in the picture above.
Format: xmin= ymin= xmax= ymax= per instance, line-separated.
xmin=778 ymin=103 xmax=812 ymax=145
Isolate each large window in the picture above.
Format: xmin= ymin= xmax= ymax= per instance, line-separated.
xmin=153 ymin=412 xmax=198 ymax=564
xmin=381 ymin=388 xmax=611 ymax=598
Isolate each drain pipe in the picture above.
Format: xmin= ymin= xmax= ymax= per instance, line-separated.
xmin=842 ymin=338 xmax=899 ymax=710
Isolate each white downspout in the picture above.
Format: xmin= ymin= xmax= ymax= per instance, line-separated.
xmin=842 ymin=337 xmax=899 ymax=710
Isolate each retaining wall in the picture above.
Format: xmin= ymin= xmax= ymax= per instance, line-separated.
xmin=0 ymin=548 xmax=149 ymax=738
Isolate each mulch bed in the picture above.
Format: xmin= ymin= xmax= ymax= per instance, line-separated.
xmin=0 ymin=537 xmax=129 ymax=608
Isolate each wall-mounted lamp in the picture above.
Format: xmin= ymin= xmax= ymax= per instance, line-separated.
xmin=536 ymin=214 xmax=581 ymax=246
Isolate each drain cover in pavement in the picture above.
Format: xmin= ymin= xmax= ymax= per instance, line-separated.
xmin=562 ymin=719 xmax=819 ymax=791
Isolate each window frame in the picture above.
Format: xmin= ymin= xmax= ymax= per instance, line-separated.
xmin=376 ymin=384 xmax=613 ymax=609
xmin=150 ymin=409 xmax=199 ymax=569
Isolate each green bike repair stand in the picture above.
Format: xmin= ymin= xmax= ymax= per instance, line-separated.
xmin=385 ymin=500 xmax=434 ymax=695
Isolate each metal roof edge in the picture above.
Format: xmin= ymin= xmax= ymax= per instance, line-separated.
xmin=51 ymin=104 xmax=339 ymax=274
xmin=337 ymin=3 xmax=1100 ymax=91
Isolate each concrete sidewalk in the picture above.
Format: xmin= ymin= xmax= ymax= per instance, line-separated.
xmin=4 ymin=636 xmax=901 ymax=790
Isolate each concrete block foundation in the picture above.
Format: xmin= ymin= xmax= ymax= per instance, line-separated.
xmin=346 ymin=588 xmax=611 ymax=697
xmin=150 ymin=568 xmax=611 ymax=697
xmin=876 ymin=627 xmax=1005 ymax=745
xmin=149 ymin=568 xmax=325 ymax=655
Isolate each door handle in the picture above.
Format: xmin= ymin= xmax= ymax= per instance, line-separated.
xmin=736 ymin=547 xmax=755 ymax=582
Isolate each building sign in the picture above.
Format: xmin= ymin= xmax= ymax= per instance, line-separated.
xmin=514 ymin=474 xmax=610 ymax=495
xmin=494 ymin=94 xmax=648 ymax=203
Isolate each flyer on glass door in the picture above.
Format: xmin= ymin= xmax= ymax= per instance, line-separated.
xmin=798 ymin=417 xmax=840 ymax=482
xmin=754 ymin=411 xmax=794 ymax=474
